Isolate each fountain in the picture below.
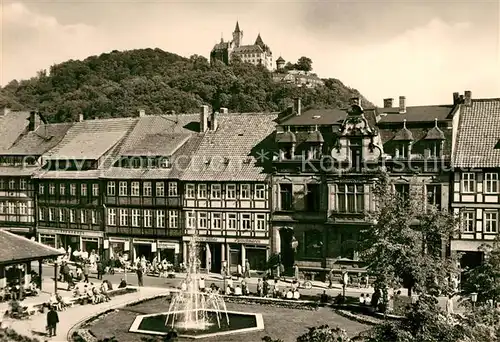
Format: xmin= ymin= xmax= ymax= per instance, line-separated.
xmin=165 ymin=236 xmax=229 ymax=330
xmin=128 ymin=233 xmax=264 ymax=339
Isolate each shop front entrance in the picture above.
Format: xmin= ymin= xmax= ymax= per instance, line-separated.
xmin=39 ymin=234 xmax=56 ymax=248
xmin=209 ymin=243 xmax=222 ymax=273
xmin=134 ymin=243 xmax=154 ymax=262
xmin=57 ymin=235 xmax=80 ymax=257
xmin=246 ymin=246 xmax=267 ymax=271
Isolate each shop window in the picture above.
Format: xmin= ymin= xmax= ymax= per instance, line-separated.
xmin=156 ymin=182 xmax=165 ymax=197
xmin=240 ymin=184 xmax=251 ymax=199
xmin=144 ymin=209 xmax=153 ymax=228
xmin=157 ymin=210 xmax=165 ymax=228
xmin=212 ymin=213 xmax=222 ymax=229
xmin=211 ymin=184 xmax=221 ymax=199
xmin=168 ymin=210 xmax=178 ymax=228
xmin=107 ymin=182 xmax=115 ymax=196
xmin=279 ymin=184 xmax=293 ymax=210
xmin=226 ymin=184 xmax=236 ymax=199
xmin=185 ymin=184 xmax=195 ymax=198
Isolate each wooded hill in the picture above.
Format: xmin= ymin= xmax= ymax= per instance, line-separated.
xmin=0 ymin=48 xmax=373 ymax=122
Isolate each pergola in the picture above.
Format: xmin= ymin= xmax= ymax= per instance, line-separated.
xmin=0 ymin=230 xmax=64 ymax=300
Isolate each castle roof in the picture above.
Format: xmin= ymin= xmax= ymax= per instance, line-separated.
xmin=234 ymin=21 xmax=241 ymax=33
xmin=276 ymin=56 xmax=285 ymax=63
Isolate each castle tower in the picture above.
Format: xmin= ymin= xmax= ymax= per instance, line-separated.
xmin=232 ymin=21 xmax=243 ymax=48
xmin=276 ymin=56 xmax=285 ymax=71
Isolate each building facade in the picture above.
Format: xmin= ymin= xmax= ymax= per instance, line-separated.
xmin=451 ymin=95 xmax=500 ymax=270
xmin=210 ymin=22 xmax=273 ymax=71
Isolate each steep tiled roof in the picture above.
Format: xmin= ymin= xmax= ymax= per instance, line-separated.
xmin=123 ymin=133 xmax=191 ymax=157
xmin=0 ymin=111 xmax=30 ymax=152
xmin=275 ymin=131 xmax=296 ymax=143
xmin=276 ymin=56 xmax=285 ymax=63
xmin=454 ymin=99 xmax=500 ymax=168
xmin=393 ymin=127 xmax=414 ymax=141
xmin=280 ymin=108 xmax=377 ymax=127
xmin=34 ymin=170 xmax=103 ymax=179
xmin=0 ymin=167 xmax=37 ymax=177
xmin=233 ymin=45 xmax=263 ymax=54
xmin=180 ymin=113 xmax=277 ymax=181
xmin=377 ymin=105 xmax=456 ymax=123
xmin=45 ymin=118 xmax=137 ymax=160
xmin=424 ymin=126 xmax=445 ymax=140
xmin=306 ymin=130 xmax=324 ymax=143
xmin=4 ymin=123 xmax=73 ymax=155
xmin=0 ymin=230 xmax=63 ymax=265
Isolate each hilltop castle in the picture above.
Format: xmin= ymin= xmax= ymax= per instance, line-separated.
xmin=210 ymin=22 xmax=273 ymax=71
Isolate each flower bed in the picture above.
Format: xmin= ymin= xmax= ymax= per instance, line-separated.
xmin=223 ymin=295 xmax=320 ymax=310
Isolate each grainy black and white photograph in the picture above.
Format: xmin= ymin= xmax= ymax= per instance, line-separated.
xmin=0 ymin=0 xmax=499 ymax=341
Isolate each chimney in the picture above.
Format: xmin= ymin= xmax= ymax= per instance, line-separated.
xmin=78 ymin=114 xmax=84 ymax=122
xmin=399 ymin=96 xmax=406 ymax=114
xmin=464 ymin=90 xmax=472 ymax=106
xmin=138 ymin=109 xmax=146 ymax=117
xmin=350 ymin=97 xmax=360 ymax=106
xmin=200 ymin=105 xmax=209 ymax=132
xmin=453 ymin=92 xmax=460 ymax=105
xmin=211 ymin=111 xmax=219 ymax=131
xmin=383 ymin=98 xmax=394 ymax=108
xmin=293 ymin=98 xmax=301 ymax=116
xmin=220 ymin=107 xmax=229 ymax=114
xmin=28 ymin=111 xmax=40 ymax=131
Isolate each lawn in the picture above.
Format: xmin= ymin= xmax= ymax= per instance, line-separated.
xmin=85 ymin=297 xmax=369 ymax=342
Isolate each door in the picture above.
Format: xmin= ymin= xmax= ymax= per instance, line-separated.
xmin=210 ymin=243 xmax=222 ymax=273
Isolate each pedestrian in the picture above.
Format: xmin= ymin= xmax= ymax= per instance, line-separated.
xmin=328 ymin=268 xmax=334 ymax=288
xmin=83 ymin=262 xmax=89 ymax=283
xmin=244 ymin=259 xmax=250 ymax=278
xmin=97 ymin=261 xmax=104 ymax=280
xmin=257 ymin=279 xmax=263 ymax=297
xmin=46 ymin=306 xmax=59 ymax=337
xmin=137 ymin=266 xmax=144 ymax=287
xmin=293 ymin=264 xmax=299 ymax=281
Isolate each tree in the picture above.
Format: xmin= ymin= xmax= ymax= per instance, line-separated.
xmin=295 ymin=57 xmax=313 ymax=72
xmin=262 ymin=325 xmax=352 ymax=342
xmin=461 ymin=236 xmax=500 ymax=305
xmin=360 ymin=170 xmax=459 ymax=297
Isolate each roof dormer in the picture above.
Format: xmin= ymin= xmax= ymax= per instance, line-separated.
xmin=424 ymin=118 xmax=445 ymax=140
xmin=393 ymin=119 xmax=414 ymax=141
xmin=275 ymin=127 xmax=296 ymax=143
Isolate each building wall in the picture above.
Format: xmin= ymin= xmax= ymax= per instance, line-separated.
xmin=0 ymin=177 xmax=35 ymax=234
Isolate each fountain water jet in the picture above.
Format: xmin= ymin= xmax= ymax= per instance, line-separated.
xmin=165 ymin=235 xmax=229 ymax=330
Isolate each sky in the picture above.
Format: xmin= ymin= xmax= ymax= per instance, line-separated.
xmin=1 ymin=0 xmax=499 ymax=106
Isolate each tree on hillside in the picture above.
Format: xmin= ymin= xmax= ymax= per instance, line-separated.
xmin=360 ymin=171 xmax=459 ymax=300
xmin=295 ymin=56 xmax=313 ymax=72
xmin=461 ymin=236 xmax=500 ymax=305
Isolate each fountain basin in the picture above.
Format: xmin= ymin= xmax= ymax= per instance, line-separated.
xmin=129 ymin=310 xmax=264 ymax=339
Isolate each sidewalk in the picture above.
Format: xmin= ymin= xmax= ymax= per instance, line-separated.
xmin=3 ymin=286 xmax=170 ymax=342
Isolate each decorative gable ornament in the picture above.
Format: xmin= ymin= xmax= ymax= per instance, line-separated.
xmin=339 ymin=104 xmax=374 ymax=136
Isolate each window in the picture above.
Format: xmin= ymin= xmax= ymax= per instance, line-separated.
xmin=280 ymin=184 xmax=293 ymax=210
xmin=0 ymin=180 xmax=4 ymax=189
xmin=255 ymin=184 xmax=266 ymax=200
xmin=49 ymin=183 xmax=55 ymax=195
xmin=81 ymin=210 xmax=87 ymax=224
xmin=337 ymin=184 xmax=365 ymax=213
xmin=7 ymin=202 xmax=15 ymax=214
xmin=119 ymin=182 xmax=127 ymax=196
xmin=39 ymin=184 xmax=44 ymax=195
xmin=156 ymin=182 xmax=164 ymax=197
xmin=240 ymin=184 xmax=250 ymax=199
xmin=144 ymin=209 xmax=152 ymax=227
xmin=211 ymin=184 xmax=221 ymax=199
xmin=81 ymin=184 xmax=87 ymax=196
xmin=143 ymin=182 xmax=152 ymax=197
xmin=485 ymin=173 xmax=499 ymax=194
xmin=38 ymin=208 xmax=44 ymax=221
xmin=349 ymin=138 xmax=363 ymax=167
xmin=198 ymin=184 xmax=207 ymax=199
xmin=169 ymin=211 xmax=178 ymax=228
xmin=59 ymin=184 xmax=66 ymax=196
xmin=131 ymin=209 xmax=140 ymax=227
xmin=186 ymin=184 xmax=195 ymax=198
xmin=397 ymin=143 xmax=409 ymax=159
xmin=160 ymin=158 xmax=170 ymax=168
xmin=426 ymin=184 xmax=442 ymax=209
xmin=91 ymin=210 xmax=97 ymax=224
xmin=186 ymin=211 xmax=196 ymax=228
xmin=49 ymin=208 xmax=55 ymax=221
xmin=241 ymin=214 xmax=251 ymax=230
xmin=92 ymin=184 xmax=99 ymax=197
xmin=59 ymin=208 xmax=65 ymax=222
xmin=429 ymin=141 xmax=441 ymax=157
xmin=227 ymin=213 xmax=237 ymax=229
xmin=19 ymin=202 xmax=27 ymax=215
xmin=131 ymin=182 xmax=140 ymax=196
xmin=394 ymin=184 xmax=410 ymax=202
xmin=119 ymin=209 xmax=128 ymax=226
xmin=20 ymin=179 xmax=27 ymax=190
xmin=108 ymin=208 xmax=116 ymax=226
xmin=226 ymin=184 xmax=236 ymax=199
xmin=107 ymin=182 xmax=115 ymax=196
xmin=485 ymin=211 xmax=498 ymax=233
xmin=9 ymin=180 xmax=16 ymax=190
xmin=256 ymin=214 xmax=266 ymax=230
xmin=168 ymin=182 xmax=178 ymax=196
xmin=305 ymin=184 xmax=320 ymax=211
xmin=157 ymin=210 xmax=165 ymax=228
xmin=462 ymin=173 xmax=475 ymax=193
xmin=198 ymin=212 xmax=208 ymax=228
xmin=212 ymin=213 xmax=222 ymax=229
xmin=69 ymin=209 xmax=75 ymax=222
xmin=70 ymin=184 xmax=76 ymax=196
xmin=461 ymin=211 xmax=475 ymax=233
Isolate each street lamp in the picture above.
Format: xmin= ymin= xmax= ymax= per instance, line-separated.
xmin=471 ymin=292 xmax=478 ymax=310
